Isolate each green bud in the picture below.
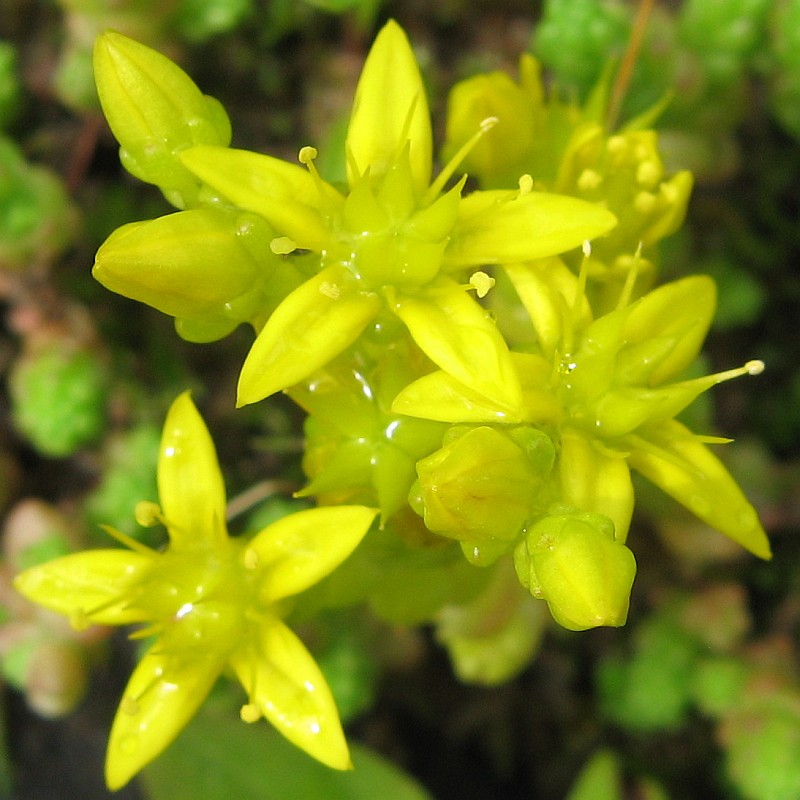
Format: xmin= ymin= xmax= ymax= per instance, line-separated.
xmin=442 ymin=67 xmax=536 ymax=188
xmin=522 ymin=509 xmax=636 ymax=631
xmin=435 ymin=561 xmax=548 ymax=685
xmin=93 ymin=31 xmax=232 ymax=208
xmin=415 ymin=426 xmax=550 ymax=547
xmin=93 ymin=208 xmax=284 ymax=338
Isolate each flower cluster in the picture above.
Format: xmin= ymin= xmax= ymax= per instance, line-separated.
xmin=13 ymin=18 xmax=771 ymax=788
xmin=15 ymin=393 xmax=376 ymax=788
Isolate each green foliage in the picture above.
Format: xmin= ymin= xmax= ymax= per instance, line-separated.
xmin=0 ymin=138 xmax=75 ymax=270
xmin=10 ymin=345 xmax=108 ymax=458
xmin=141 ymin=699 xmax=433 ymax=800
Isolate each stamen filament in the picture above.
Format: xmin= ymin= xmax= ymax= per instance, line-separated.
xmin=615 ymin=242 xmax=643 ymax=311
xmin=424 ymin=116 xmax=498 ymax=206
xmin=100 ymin=524 xmax=156 ymax=556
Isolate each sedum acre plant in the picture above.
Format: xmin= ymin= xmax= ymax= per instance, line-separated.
xmin=12 ymin=15 xmax=772 ymax=790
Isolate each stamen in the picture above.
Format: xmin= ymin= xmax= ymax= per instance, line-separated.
xmin=270 ymin=237 xmax=297 ymax=255
xmin=100 ymin=523 xmax=156 ymax=556
xmin=518 ymin=174 xmax=534 ymax=196
xmin=134 ymin=501 xmax=164 ymax=529
xmin=615 ymin=243 xmax=643 ymax=311
xmin=564 ymin=242 xmax=592 ymax=354
xmin=128 ymin=623 xmax=163 ymax=641
xmin=240 ymin=703 xmax=261 ymax=723
xmin=298 ymin=145 xmax=340 ymax=217
xmin=668 ymin=359 xmax=767 ymax=396
xmin=468 ymin=271 xmax=495 ymax=298
xmin=69 ymin=587 xmax=141 ymax=631
xmin=424 ymin=116 xmax=498 ymax=206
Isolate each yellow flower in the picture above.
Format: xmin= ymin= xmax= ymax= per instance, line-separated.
xmin=172 ymin=21 xmax=616 ymax=410
xmin=14 ymin=392 xmax=377 ymax=789
xmin=394 ymin=256 xmax=770 ymax=560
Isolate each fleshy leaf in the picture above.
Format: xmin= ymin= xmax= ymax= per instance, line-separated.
xmin=179 ymin=146 xmax=338 ymax=249
xmin=237 ymin=268 xmax=381 ymax=406
xmin=106 ymin=647 xmax=222 ymax=790
xmin=13 ymin=549 xmax=151 ymax=626
xmin=231 ymin=619 xmax=351 ymax=770
xmin=346 ymin=20 xmax=432 ymax=194
xmin=391 ymin=277 xmax=523 ymax=412
xmin=158 ymin=392 xmax=228 ymax=551
xmin=248 ymin=506 xmax=377 ymax=603
xmin=446 ymin=189 xmax=616 ymax=267
xmin=628 ymin=420 xmax=771 ymax=559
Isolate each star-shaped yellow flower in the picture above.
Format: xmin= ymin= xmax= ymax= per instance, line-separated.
xmin=14 ymin=392 xmax=377 ymax=789
xmin=394 ymin=255 xmax=770 ymax=560
xmin=91 ymin=23 xmax=616 ymax=412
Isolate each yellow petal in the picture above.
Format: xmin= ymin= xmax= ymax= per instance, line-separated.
xmin=237 ymin=268 xmax=381 ymax=406
xmin=446 ymin=190 xmax=617 ymax=267
xmin=346 ymin=20 xmax=432 ymax=193
xmin=179 ymin=146 xmax=339 ymax=249
xmin=105 ymin=646 xmax=223 ymax=790
xmin=392 ymin=370 xmax=523 ymax=423
xmin=628 ymin=419 xmax=771 ymax=559
xmin=504 ymin=258 xmax=592 ymax=357
xmin=621 ymin=275 xmax=716 ymax=386
xmin=13 ymin=549 xmax=151 ymax=626
xmin=247 ymin=506 xmax=377 ymax=603
xmin=391 ymin=278 xmax=523 ymax=411
xmin=158 ymin=392 xmax=228 ymax=551
xmin=559 ymin=430 xmax=634 ymax=544
xmin=231 ymin=618 xmax=351 ymax=770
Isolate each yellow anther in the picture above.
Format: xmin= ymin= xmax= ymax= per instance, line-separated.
xmin=243 ymin=548 xmax=259 ymax=570
xmin=240 ymin=703 xmax=261 ymax=723
xmin=577 ymin=169 xmax=602 ymax=192
xmin=270 ymin=237 xmax=297 ymax=255
xmin=298 ymin=146 xmax=318 ymax=165
xmin=746 ymin=359 xmax=765 ymax=376
xmin=135 ymin=501 xmax=163 ymax=528
xmin=636 ymin=160 xmax=661 ymax=188
xmin=634 ymin=191 xmax=657 ymax=215
xmin=518 ymin=174 xmax=534 ymax=195
xmin=469 ymin=271 xmax=495 ymax=298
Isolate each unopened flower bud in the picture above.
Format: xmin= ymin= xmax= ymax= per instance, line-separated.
xmin=93 ymin=31 xmax=232 ymax=208
xmin=521 ymin=510 xmax=637 ymax=631
xmin=415 ymin=426 xmax=553 ymax=547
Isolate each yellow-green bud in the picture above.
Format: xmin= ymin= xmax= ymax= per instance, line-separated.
xmin=519 ymin=510 xmax=637 ymax=631
xmin=415 ymin=426 xmax=554 ymax=547
xmin=93 ymin=31 xmax=232 ymax=208
xmin=93 ymin=208 xmax=288 ymax=341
